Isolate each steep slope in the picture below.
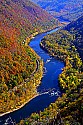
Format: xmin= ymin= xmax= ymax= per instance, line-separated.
xmin=31 ymin=0 xmax=83 ymax=22
xmin=0 ymin=0 xmax=59 ymax=114
xmin=0 ymin=0 xmax=59 ymax=42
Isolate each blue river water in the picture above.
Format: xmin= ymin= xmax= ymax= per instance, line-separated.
xmin=0 ymin=28 xmax=64 ymax=124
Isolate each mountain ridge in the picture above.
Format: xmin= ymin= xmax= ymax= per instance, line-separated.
xmin=0 ymin=0 xmax=59 ymax=42
xmin=31 ymin=0 xmax=83 ymax=22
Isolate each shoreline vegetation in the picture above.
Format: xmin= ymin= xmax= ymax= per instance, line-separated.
xmin=18 ymin=29 xmax=83 ymax=124
xmin=0 ymin=31 xmax=44 ymax=116
xmin=0 ymin=26 xmax=60 ymax=117
xmin=0 ymin=93 xmax=39 ymax=117
xmin=0 ymin=58 xmax=43 ymax=117
xmin=0 ymin=26 xmax=59 ymax=117
xmin=40 ymin=29 xmax=83 ymax=88
xmin=0 ymin=57 xmax=43 ymax=116
xmin=0 ymin=0 xmax=63 ymax=121
xmin=0 ymin=0 xmax=61 ymax=118
xmin=24 ymin=26 xmax=61 ymax=45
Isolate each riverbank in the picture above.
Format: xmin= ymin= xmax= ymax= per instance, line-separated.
xmin=0 ymin=28 xmax=64 ymax=123
xmin=0 ymin=27 xmax=61 ymax=118
xmin=0 ymin=57 xmax=43 ymax=117
xmin=25 ymin=26 xmax=61 ymax=45
xmin=0 ymin=93 xmax=39 ymax=117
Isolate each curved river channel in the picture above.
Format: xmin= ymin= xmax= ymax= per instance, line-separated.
xmin=0 ymin=28 xmax=64 ymax=125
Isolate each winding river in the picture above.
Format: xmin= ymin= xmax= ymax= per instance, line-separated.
xmin=0 ymin=28 xmax=64 ymax=125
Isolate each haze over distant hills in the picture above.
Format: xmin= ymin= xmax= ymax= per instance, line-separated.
xmin=31 ymin=0 xmax=83 ymax=22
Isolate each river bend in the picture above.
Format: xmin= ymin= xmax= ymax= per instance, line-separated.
xmin=0 ymin=28 xmax=64 ymax=125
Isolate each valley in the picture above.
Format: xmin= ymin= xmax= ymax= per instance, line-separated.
xmin=0 ymin=0 xmax=83 ymax=125
xmin=31 ymin=0 xmax=83 ymax=22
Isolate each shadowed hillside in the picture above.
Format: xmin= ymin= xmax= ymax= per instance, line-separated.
xmin=65 ymin=16 xmax=83 ymax=61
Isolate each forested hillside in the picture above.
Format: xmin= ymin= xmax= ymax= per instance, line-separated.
xmin=0 ymin=0 xmax=59 ymax=114
xmin=31 ymin=0 xmax=83 ymax=22
xmin=0 ymin=0 xmax=59 ymax=42
xmin=18 ymin=16 xmax=83 ymax=125
xmin=65 ymin=16 xmax=83 ymax=61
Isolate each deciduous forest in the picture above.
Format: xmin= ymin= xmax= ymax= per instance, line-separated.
xmin=18 ymin=16 xmax=83 ymax=125
xmin=0 ymin=0 xmax=83 ymax=125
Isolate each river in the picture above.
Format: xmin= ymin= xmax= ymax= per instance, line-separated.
xmin=0 ymin=28 xmax=64 ymax=125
